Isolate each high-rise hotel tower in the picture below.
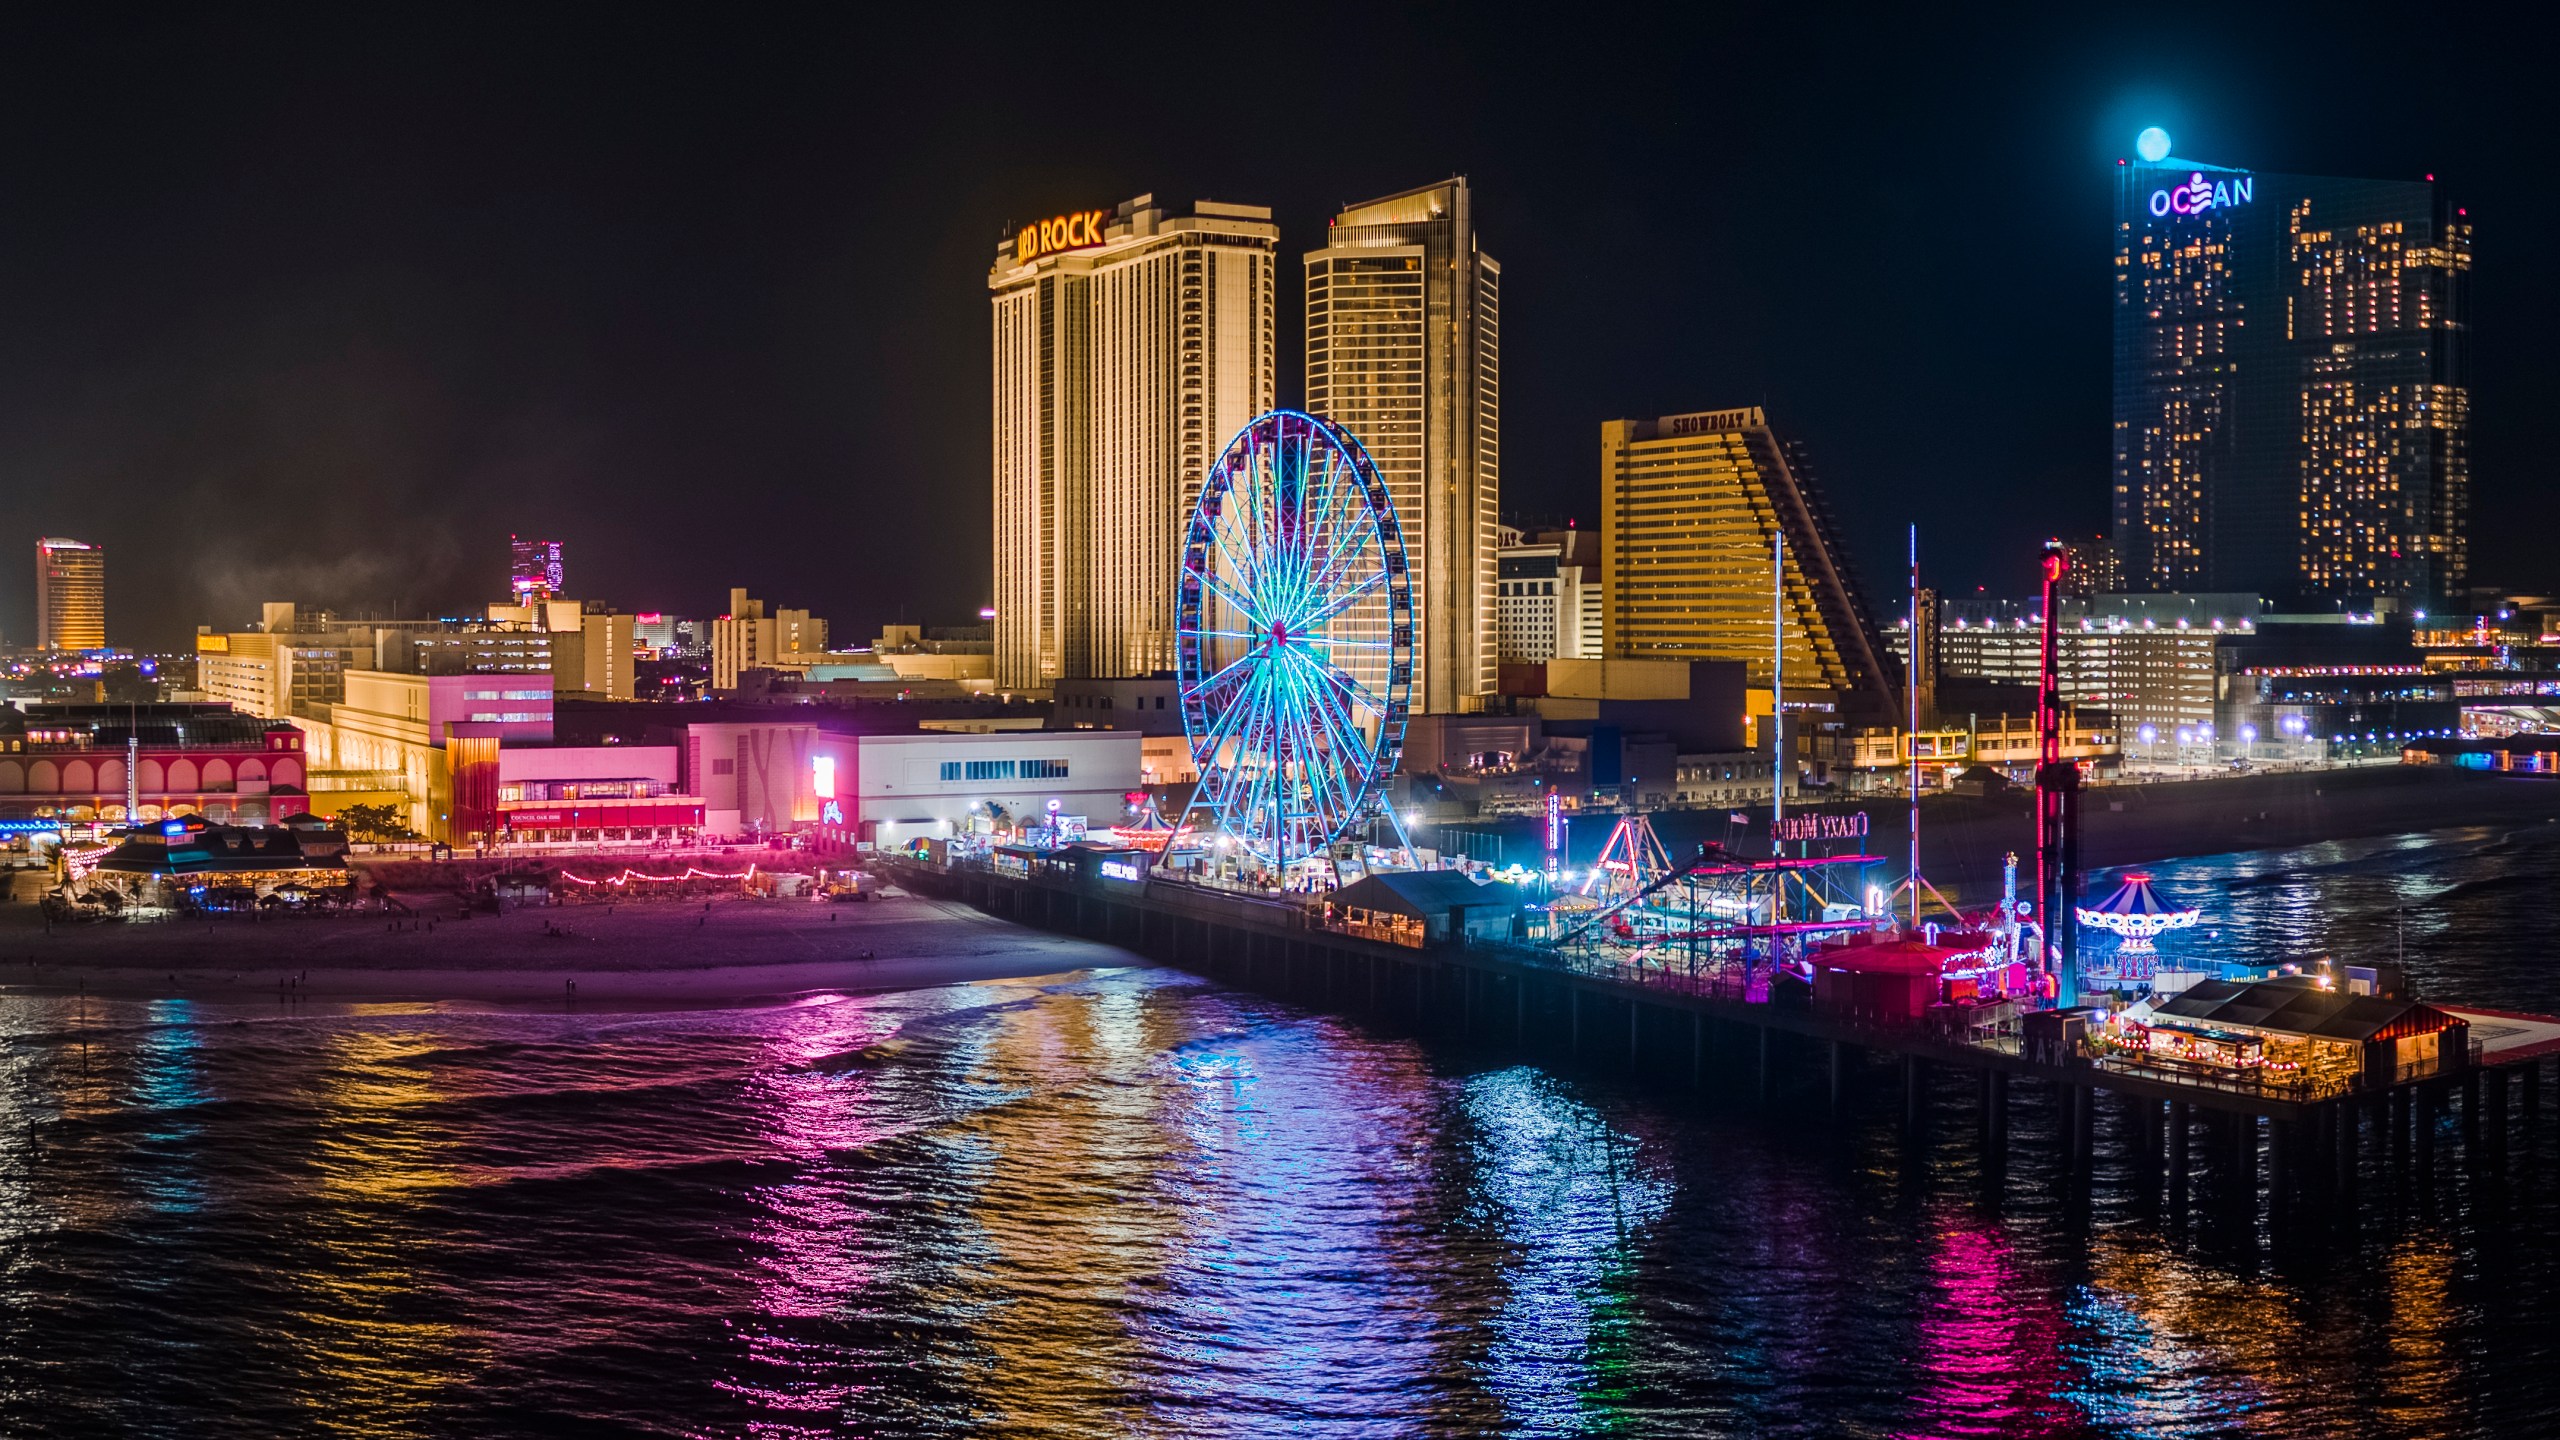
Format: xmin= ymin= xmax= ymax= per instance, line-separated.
xmin=2113 ymin=147 xmax=2469 ymax=603
xmin=989 ymin=195 xmax=1277 ymax=691
xmin=1305 ymin=179 xmax=1500 ymax=714
xmin=35 ymin=537 xmax=105 ymax=651
xmin=1597 ymin=409 xmax=1893 ymax=713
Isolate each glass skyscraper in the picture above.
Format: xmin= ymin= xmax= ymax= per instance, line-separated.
xmin=2112 ymin=152 xmax=2469 ymax=604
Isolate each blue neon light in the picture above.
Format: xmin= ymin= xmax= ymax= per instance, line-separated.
xmin=1172 ymin=410 xmax=1414 ymax=865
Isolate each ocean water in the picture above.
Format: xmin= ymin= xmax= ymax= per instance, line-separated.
xmin=4 ymin=824 xmax=2560 ymax=1438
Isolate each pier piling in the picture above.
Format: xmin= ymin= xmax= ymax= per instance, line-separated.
xmin=2168 ymin=1101 xmax=2190 ymax=1198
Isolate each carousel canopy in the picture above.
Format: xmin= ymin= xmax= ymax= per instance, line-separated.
xmin=2076 ymin=872 xmax=2200 ymax=934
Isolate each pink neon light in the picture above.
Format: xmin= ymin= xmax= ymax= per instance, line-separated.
xmin=557 ymin=864 xmax=762 ymax=887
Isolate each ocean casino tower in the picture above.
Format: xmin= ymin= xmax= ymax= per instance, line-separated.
xmin=2111 ymin=134 xmax=2470 ymax=607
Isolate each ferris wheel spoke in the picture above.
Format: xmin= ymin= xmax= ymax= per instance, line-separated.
xmin=1299 ymin=658 xmax=1376 ymax=765
xmin=1188 ymin=563 xmax=1267 ymax=631
xmin=1183 ymin=646 xmax=1263 ymax=706
xmin=1188 ymin=669 xmax=1266 ymax=774
xmin=1302 ymin=452 xmax=1367 ymax=600
xmin=1286 ymin=672 xmax=1361 ymax=825
xmin=1279 ymin=647 xmax=1371 ymax=806
xmin=1318 ymin=666 xmax=1390 ymax=722
xmin=1289 ymin=568 xmax=1387 ymax=630
xmin=1206 ymin=513 xmax=1268 ymax=613
xmin=1303 ymin=507 xmax=1382 ymax=606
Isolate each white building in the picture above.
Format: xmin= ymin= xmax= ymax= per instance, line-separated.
xmin=850 ymin=730 xmax=1143 ymax=846
xmin=990 ymin=195 xmax=1278 ymax=690
xmin=679 ymin=722 xmax=1144 ymax=848
xmin=1306 ymin=179 xmax=1500 ymax=713
xmin=1496 ymin=526 xmax=1600 ymax=663
xmin=1896 ymin=592 xmax=2262 ymax=743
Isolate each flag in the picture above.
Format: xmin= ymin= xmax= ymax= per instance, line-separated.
xmin=1728 ymin=811 xmax=1749 ymax=825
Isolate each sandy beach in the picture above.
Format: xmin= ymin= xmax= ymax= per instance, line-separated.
xmin=0 ymin=890 xmax=1145 ymax=1004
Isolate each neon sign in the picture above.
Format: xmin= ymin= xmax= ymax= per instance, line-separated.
xmin=2148 ymin=171 xmax=2252 ymax=218
xmin=1770 ymin=811 xmax=1869 ymax=844
xmin=1100 ymin=859 xmax=1142 ymax=882
xmin=1016 ymin=209 xmax=1111 ymax=265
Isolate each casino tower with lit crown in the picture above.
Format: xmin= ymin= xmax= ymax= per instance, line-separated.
xmin=2111 ymin=132 xmax=2470 ymax=605
xmin=988 ymin=195 xmax=1277 ymax=692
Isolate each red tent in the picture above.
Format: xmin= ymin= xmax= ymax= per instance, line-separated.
xmin=1812 ymin=938 xmax=1962 ymax=1024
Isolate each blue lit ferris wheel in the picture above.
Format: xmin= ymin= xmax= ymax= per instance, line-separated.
xmin=1175 ymin=411 xmax=1413 ymax=868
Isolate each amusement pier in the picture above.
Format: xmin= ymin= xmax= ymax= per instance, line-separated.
xmin=883 ymin=415 xmax=2560 ymax=1218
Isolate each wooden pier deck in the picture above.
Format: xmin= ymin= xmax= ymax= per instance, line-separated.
xmin=876 ymin=856 xmax=2560 ymax=1203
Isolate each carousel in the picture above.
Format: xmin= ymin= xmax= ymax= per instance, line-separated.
xmin=2074 ymin=871 xmax=2201 ymax=990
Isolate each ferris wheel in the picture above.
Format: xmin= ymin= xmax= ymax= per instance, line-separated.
xmin=1175 ymin=410 xmax=1413 ymax=868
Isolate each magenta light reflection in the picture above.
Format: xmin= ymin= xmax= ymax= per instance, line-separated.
xmin=1901 ymin=1212 xmax=2076 ymax=1438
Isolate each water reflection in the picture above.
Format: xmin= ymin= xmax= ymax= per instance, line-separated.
xmin=1907 ymin=1210 xmax=2073 ymax=1437
xmin=292 ymin=1025 xmax=476 ymax=1436
xmin=0 ymin=862 xmax=2554 ymax=1438
xmin=1464 ymin=1067 xmax=1666 ymax=1436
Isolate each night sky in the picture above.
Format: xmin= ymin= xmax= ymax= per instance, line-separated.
xmin=4 ymin=7 xmax=2549 ymax=650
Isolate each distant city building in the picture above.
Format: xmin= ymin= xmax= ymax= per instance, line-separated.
xmin=989 ymin=194 xmax=1278 ymax=690
xmin=2055 ymin=536 xmax=2123 ymax=596
xmin=485 ymin=599 xmax=637 ymax=701
xmin=195 ymin=605 xmax=459 ymax=721
xmin=712 ymin=589 xmax=826 ymax=690
xmin=1306 ymin=178 xmax=1500 ymax=714
xmin=2113 ymin=147 xmax=2469 ymax=603
xmin=35 ymin=537 xmax=105 ymax=651
xmin=633 ymin=613 xmax=709 ymax=658
xmin=1598 ymin=407 xmax=1894 ymax=715
xmin=1051 ymin=673 xmax=1193 ymax=786
xmin=403 ymin=627 xmax=557 ymax=677
xmin=510 ymin=536 xmax=566 ymax=605
xmin=1495 ymin=524 xmax=1598 ymax=663
xmin=1894 ymin=591 xmax=2267 ymax=748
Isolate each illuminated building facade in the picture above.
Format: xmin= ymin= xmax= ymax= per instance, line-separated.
xmin=1598 ymin=407 xmax=1893 ymax=713
xmin=2113 ymin=153 xmax=2469 ymax=603
xmin=1306 ymin=179 xmax=1499 ymax=714
xmin=35 ymin=537 xmax=105 ymax=651
xmin=510 ymin=536 xmax=565 ymax=604
xmin=712 ymin=589 xmax=827 ymax=690
xmin=1894 ymin=592 xmax=2263 ymax=744
xmin=1496 ymin=524 xmax=1600 ymax=664
xmin=990 ymin=195 xmax=1278 ymax=691
xmin=0 ymin=705 xmax=311 ymax=824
